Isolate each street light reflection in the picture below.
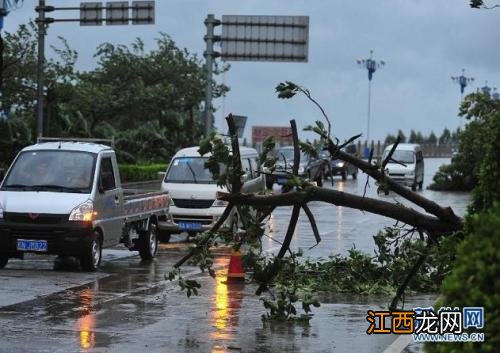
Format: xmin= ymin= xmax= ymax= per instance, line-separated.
xmin=209 ymin=257 xmax=243 ymax=347
xmin=214 ymin=267 xmax=229 ymax=331
xmin=77 ymin=288 xmax=96 ymax=351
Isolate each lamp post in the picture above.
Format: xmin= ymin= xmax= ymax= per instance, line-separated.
xmin=451 ymin=69 xmax=474 ymax=129
xmin=357 ymin=50 xmax=385 ymax=157
xmin=492 ymin=87 xmax=499 ymax=101
xmin=451 ymin=69 xmax=474 ymax=99
xmin=480 ymin=80 xmax=492 ymax=97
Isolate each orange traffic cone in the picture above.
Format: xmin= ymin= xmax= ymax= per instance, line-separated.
xmin=226 ymin=249 xmax=245 ymax=283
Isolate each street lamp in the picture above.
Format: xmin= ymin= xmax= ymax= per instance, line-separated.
xmin=0 ymin=0 xmax=24 ymax=31
xmin=493 ymin=87 xmax=499 ymax=101
xmin=357 ymin=50 xmax=385 ymax=157
xmin=480 ymin=80 xmax=492 ymax=97
xmin=451 ymin=68 xmax=474 ymax=99
xmin=451 ymin=69 xmax=474 ymax=129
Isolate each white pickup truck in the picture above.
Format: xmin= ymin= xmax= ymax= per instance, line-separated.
xmin=0 ymin=140 xmax=170 ymax=271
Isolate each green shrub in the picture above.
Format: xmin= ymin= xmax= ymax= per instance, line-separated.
xmin=118 ymin=164 xmax=167 ymax=183
xmin=426 ymin=204 xmax=500 ymax=353
xmin=428 ymin=163 xmax=474 ymax=191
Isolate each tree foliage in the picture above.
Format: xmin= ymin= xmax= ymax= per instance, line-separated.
xmin=426 ymin=204 xmax=500 ymax=353
xmin=0 ymin=23 xmax=228 ymax=166
xmin=169 ymin=85 xmax=463 ymax=322
xmin=429 ymin=93 xmax=500 ymax=211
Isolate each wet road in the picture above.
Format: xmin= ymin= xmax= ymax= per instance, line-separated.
xmin=0 ymin=158 xmax=470 ymax=353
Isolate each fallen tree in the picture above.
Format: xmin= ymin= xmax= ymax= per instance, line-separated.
xmin=169 ymin=82 xmax=463 ymax=317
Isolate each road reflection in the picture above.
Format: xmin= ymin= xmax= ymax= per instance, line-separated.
xmin=76 ymin=288 xmax=96 ymax=351
xmin=210 ymin=257 xmax=244 ymax=352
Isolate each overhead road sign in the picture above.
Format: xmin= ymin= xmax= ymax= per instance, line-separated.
xmin=80 ymin=2 xmax=103 ymax=26
xmin=220 ymin=15 xmax=309 ymax=62
xmin=132 ymin=1 xmax=154 ymax=25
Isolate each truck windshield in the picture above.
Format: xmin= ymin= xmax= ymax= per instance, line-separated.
xmin=382 ymin=150 xmax=415 ymax=164
xmin=165 ymin=157 xmax=223 ymax=184
xmin=1 ymin=150 xmax=96 ymax=193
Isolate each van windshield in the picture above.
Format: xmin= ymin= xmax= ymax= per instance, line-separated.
xmin=165 ymin=157 xmax=224 ymax=184
xmin=382 ymin=150 xmax=415 ymax=164
xmin=1 ymin=150 xmax=96 ymax=193
xmin=277 ymin=148 xmax=307 ymax=162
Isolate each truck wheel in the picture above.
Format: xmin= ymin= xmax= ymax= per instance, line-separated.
xmin=0 ymin=256 xmax=8 ymax=269
xmin=352 ymin=172 xmax=357 ymax=180
xmin=418 ymin=180 xmax=423 ymax=190
xmin=81 ymin=232 xmax=102 ymax=272
xmin=341 ymin=171 xmax=347 ymax=181
xmin=158 ymin=230 xmax=171 ymax=243
xmin=411 ymin=183 xmax=417 ymax=191
xmin=139 ymin=222 xmax=158 ymax=260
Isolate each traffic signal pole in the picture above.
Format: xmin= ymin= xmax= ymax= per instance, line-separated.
xmin=36 ymin=0 xmax=46 ymax=138
xmin=203 ymin=14 xmax=220 ymax=138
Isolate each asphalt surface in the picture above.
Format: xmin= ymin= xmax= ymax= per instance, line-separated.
xmin=0 ymin=158 xmax=470 ymax=353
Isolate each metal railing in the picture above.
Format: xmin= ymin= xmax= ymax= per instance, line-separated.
xmin=36 ymin=136 xmax=115 ymax=146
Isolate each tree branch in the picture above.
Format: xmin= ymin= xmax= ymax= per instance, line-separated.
xmin=218 ymin=187 xmax=461 ymax=234
xmin=326 ymin=142 xmax=462 ymax=228
xmin=173 ymin=202 xmax=234 ymax=268
xmin=302 ymin=204 xmax=321 ymax=244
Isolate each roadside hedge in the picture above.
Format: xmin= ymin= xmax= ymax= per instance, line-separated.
xmin=118 ymin=164 xmax=168 ymax=183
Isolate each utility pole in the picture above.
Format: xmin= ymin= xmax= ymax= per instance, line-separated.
xmin=35 ymin=0 xmax=46 ymax=138
xmin=203 ymin=14 xmax=220 ymax=138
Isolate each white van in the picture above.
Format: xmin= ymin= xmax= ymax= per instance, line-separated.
xmin=381 ymin=143 xmax=424 ymax=191
xmin=158 ymin=146 xmax=264 ymax=241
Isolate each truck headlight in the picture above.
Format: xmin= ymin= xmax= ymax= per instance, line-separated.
xmin=336 ymin=162 xmax=345 ymax=167
xmin=69 ymin=200 xmax=96 ymax=221
xmin=212 ymin=200 xmax=229 ymax=207
xmin=406 ymin=171 xmax=415 ymax=177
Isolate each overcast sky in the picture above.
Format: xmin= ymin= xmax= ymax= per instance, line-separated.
xmin=4 ymin=0 xmax=500 ymax=141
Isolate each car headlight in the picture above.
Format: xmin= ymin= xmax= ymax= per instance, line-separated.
xmin=69 ymin=200 xmax=96 ymax=221
xmin=212 ymin=199 xmax=229 ymax=207
xmin=336 ymin=162 xmax=345 ymax=167
xmin=298 ymin=166 xmax=305 ymax=174
xmin=0 ymin=202 xmax=4 ymax=220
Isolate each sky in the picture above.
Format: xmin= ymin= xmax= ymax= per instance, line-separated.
xmin=3 ymin=0 xmax=500 ymax=142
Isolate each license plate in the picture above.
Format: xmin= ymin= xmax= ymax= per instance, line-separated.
xmin=178 ymin=221 xmax=202 ymax=231
xmin=16 ymin=239 xmax=48 ymax=252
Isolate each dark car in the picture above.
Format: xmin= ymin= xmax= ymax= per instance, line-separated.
xmin=270 ymin=146 xmax=326 ymax=187
xmin=320 ymin=144 xmax=358 ymax=180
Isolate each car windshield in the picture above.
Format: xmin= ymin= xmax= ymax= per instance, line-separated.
xmin=165 ymin=157 xmax=224 ymax=184
xmin=382 ymin=150 xmax=415 ymax=164
xmin=277 ymin=148 xmax=307 ymax=163
xmin=1 ymin=150 xmax=96 ymax=193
